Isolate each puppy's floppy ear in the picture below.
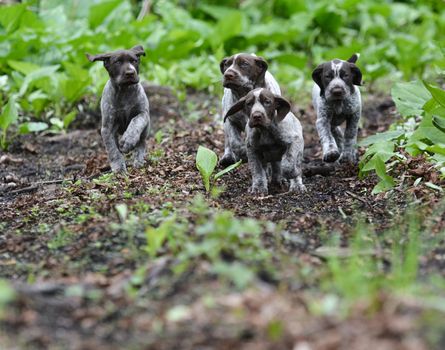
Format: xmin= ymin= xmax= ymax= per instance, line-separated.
xmin=219 ymin=57 xmax=228 ymax=74
xmin=224 ymin=97 xmax=246 ymax=122
xmin=254 ymin=56 xmax=268 ymax=74
xmin=86 ymin=52 xmax=112 ymax=62
xmin=312 ymin=64 xmax=324 ymax=96
xmin=274 ymin=95 xmax=291 ymax=122
xmin=347 ymin=53 xmax=359 ymax=64
xmin=349 ymin=64 xmax=362 ymax=86
xmin=131 ymin=45 xmax=146 ymax=57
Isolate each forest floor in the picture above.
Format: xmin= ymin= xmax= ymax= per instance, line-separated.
xmin=0 ymin=86 xmax=444 ymax=350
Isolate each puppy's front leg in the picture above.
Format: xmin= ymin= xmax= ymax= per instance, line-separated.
xmin=220 ymin=118 xmax=246 ymax=167
xmin=120 ymin=112 xmax=150 ymax=154
xmin=102 ymin=124 xmax=126 ymax=173
xmin=316 ymin=111 xmax=340 ymax=162
xmin=340 ymin=113 xmax=360 ymax=164
xmin=247 ymin=148 xmax=268 ymax=195
xmin=133 ymin=125 xmax=149 ymax=168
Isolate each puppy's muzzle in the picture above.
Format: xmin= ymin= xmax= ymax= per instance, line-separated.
xmin=249 ymin=112 xmax=264 ymax=127
xmin=331 ymin=86 xmax=345 ymax=98
xmin=223 ymin=70 xmax=240 ymax=87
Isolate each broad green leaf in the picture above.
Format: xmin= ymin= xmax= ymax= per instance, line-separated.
xmin=408 ymin=114 xmax=445 ymax=146
xmin=0 ymin=96 xmax=18 ymax=130
xmin=88 ymin=0 xmax=122 ymax=29
xmin=19 ymin=122 xmax=48 ymax=134
xmin=19 ymin=65 xmax=60 ymax=97
xmin=358 ymin=130 xmax=404 ymax=147
xmin=0 ymin=4 xmax=26 ymax=33
xmin=214 ymin=159 xmax=242 ymax=180
xmin=7 ymin=60 xmax=42 ymax=75
xmin=63 ymin=111 xmax=76 ymax=129
xmin=391 ymin=81 xmax=431 ymax=117
xmin=371 ymin=156 xmax=395 ymax=194
xmin=196 ymin=146 xmax=218 ymax=192
xmin=423 ymin=81 xmax=445 ymax=109
xmin=145 ymin=219 xmax=174 ymax=258
xmin=432 ymin=115 xmax=445 ymax=133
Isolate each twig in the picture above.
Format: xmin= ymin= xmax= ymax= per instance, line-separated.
xmin=345 ymin=190 xmax=369 ymax=205
xmin=6 ymin=185 xmax=39 ymax=195
xmin=137 ymin=0 xmax=152 ymax=21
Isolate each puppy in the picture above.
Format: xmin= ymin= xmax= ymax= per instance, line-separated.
xmin=219 ymin=53 xmax=281 ymax=167
xmin=224 ymin=88 xmax=305 ymax=195
xmin=86 ymin=45 xmax=150 ymax=173
xmin=312 ymin=54 xmax=362 ymax=164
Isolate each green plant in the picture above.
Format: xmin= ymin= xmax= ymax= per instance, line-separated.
xmin=195 ymin=145 xmax=242 ymax=193
xmin=359 ymin=79 xmax=445 ymax=193
xmin=0 ymin=96 xmax=18 ymax=150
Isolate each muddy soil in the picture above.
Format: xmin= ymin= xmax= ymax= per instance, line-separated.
xmin=0 ymin=89 xmax=444 ymax=350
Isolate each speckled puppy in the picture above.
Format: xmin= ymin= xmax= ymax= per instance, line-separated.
xmin=219 ymin=53 xmax=281 ymax=167
xmin=312 ymin=54 xmax=362 ymax=164
xmin=225 ymin=88 xmax=305 ymax=195
xmin=87 ymin=45 xmax=150 ymax=173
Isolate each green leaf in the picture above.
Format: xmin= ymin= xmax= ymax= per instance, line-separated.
xmin=214 ymin=159 xmax=242 ymax=180
xmin=88 ymin=0 xmax=122 ymax=29
xmin=423 ymin=81 xmax=445 ymax=109
xmin=432 ymin=115 xmax=445 ymax=133
xmin=196 ymin=146 xmax=218 ymax=192
xmin=358 ymin=130 xmax=404 ymax=147
xmin=0 ymin=4 xmax=26 ymax=33
xmin=391 ymin=81 xmax=431 ymax=117
xmin=0 ymin=279 xmax=16 ymax=305
xmin=63 ymin=111 xmax=77 ymax=129
xmin=19 ymin=65 xmax=60 ymax=97
xmin=371 ymin=156 xmax=395 ymax=194
xmin=115 ymin=203 xmax=128 ymax=223
xmin=0 ymin=96 xmax=18 ymax=131
xmin=145 ymin=219 xmax=174 ymax=258
xmin=19 ymin=122 xmax=48 ymax=134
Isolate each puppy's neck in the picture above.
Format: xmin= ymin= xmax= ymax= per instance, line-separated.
xmin=252 ymin=121 xmax=284 ymax=143
xmin=231 ymin=77 xmax=266 ymax=99
xmin=110 ymin=80 xmax=139 ymax=94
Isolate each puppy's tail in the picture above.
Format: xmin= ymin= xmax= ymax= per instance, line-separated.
xmin=347 ymin=53 xmax=360 ymax=63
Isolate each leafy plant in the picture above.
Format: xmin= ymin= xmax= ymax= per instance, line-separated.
xmin=196 ymin=145 xmax=242 ymax=193
xmin=359 ymin=79 xmax=445 ymax=193
xmin=0 ymin=96 xmax=18 ymax=150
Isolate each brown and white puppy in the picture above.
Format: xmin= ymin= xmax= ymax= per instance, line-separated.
xmin=219 ymin=53 xmax=281 ymax=167
xmin=312 ymin=54 xmax=362 ymax=164
xmin=225 ymin=88 xmax=305 ymax=195
xmin=86 ymin=45 xmax=150 ymax=173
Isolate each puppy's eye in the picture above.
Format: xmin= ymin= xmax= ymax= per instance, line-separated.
xmin=246 ymin=100 xmax=254 ymax=107
xmin=240 ymin=61 xmax=249 ymax=68
xmin=263 ymin=100 xmax=272 ymax=106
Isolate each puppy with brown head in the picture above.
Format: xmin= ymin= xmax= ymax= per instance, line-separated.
xmin=312 ymin=54 xmax=362 ymax=164
xmin=219 ymin=53 xmax=281 ymax=168
xmin=225 ymin=88 xmax=305 ymax=195
xmin=86 ymin=45 xmax=150 ymax=173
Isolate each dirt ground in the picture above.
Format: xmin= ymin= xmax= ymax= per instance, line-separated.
xmin=0 ymin=87 xmax=444 ymax=350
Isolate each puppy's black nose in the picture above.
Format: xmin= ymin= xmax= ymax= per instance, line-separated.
xmin=332 ymin=87 xmax=343 ymax=95
xmin=252 ymin=112 xmax=262 ymax=121
xmin=224 ymin=71 xmax=236 ymax=80
xmin=125 ymin=71 xmax=136 ymax=77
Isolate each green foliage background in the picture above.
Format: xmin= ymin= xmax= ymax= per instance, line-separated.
xmin=0 ymin=0 xmax=444 ymax=189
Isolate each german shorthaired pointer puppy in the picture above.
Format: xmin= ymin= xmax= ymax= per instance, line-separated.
xmin=312 ymin=54 xmax=362 ymax=164
xmin=87 ymin=45 xmax=150 ymax=173
xmin=219 ymin=53 xmax=281 ymax=167
xmin=224 ymin=88 xmax=305 ymax=195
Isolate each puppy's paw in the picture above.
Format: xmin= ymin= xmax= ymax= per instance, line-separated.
xmin=219 ymin=152 xmax=237 ymax=168
xmin=110 ymin=160 xmax=127 ymax=173
xmin=133 ymin=158 xmax=145 ymax=169
xmin=119 ymin=137 xmax=137 ymax=154
xmin=249 ymin=185 xmax=268 ymax=195
xmin=323 ymin=149 xmax=340 ymax=163
xmin=289 ymin=180 xmax=306 ymax=193
xmin=339 ymin=150 xmax=358 ymax=164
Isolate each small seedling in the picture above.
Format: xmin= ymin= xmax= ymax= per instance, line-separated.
xmin=195 ymin=145 xmax=242 ymax=193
